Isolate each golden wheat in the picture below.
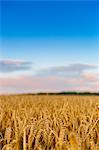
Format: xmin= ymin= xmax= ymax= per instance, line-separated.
xmin=0 ymin=95 xmax=99 ymax=150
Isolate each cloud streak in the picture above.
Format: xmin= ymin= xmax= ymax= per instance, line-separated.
xmin=0 ymin=59 xmax=32 ymax=73
xmin=37 ymin=63 xmax=97 ymax=76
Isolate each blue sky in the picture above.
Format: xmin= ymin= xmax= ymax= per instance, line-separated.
xmin=1 ymin=1 xmax=98 ymax=37
xmin=0 ymin=0 xmax=99 ymax=93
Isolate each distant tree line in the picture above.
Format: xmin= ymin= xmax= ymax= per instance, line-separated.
xmin=28 ymin=91 xmax=99 ymax=96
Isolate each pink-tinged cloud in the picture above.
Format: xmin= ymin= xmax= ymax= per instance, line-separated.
xmin=0 ymin=73 xmax=99 ymax=94
xmin=82 ymin=72 xmax=99 ymax=82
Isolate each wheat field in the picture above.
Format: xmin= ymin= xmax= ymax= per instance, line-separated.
xmin=0 ymin=95 xmax=99 ymax=150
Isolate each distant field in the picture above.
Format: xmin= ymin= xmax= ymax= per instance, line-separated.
xmin=0 ymin=95 xmax=99 ymax=150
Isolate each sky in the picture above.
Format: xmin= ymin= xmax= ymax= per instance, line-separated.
xmin=0 ymin=0 xmax=99 ymax=94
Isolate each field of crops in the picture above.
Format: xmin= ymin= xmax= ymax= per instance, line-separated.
xmin=0 ymin=95 xmax=99 ymax=150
